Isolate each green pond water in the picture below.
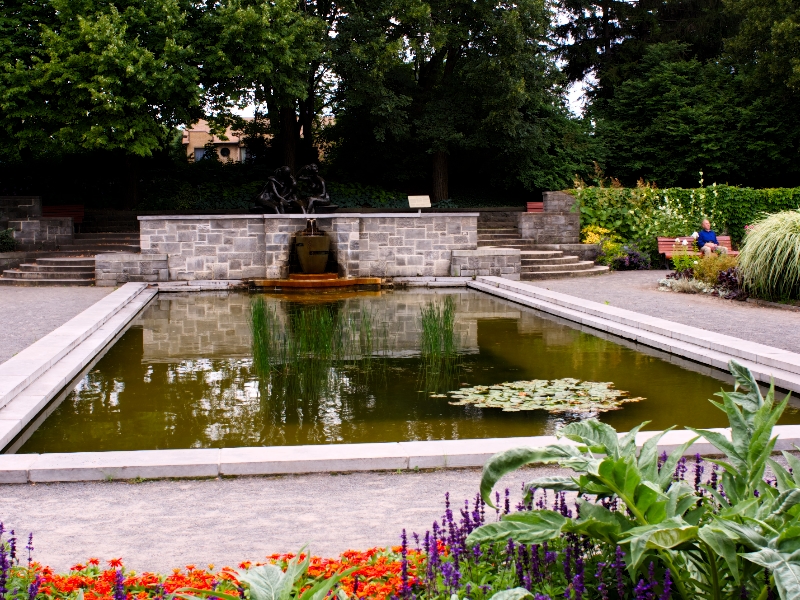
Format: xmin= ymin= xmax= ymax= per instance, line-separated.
xmin=12 ymin=290 xmax=800 ymax=453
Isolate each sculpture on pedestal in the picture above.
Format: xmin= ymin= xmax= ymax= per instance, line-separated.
xmin=256 ymin=165 xmax=336 ymax=214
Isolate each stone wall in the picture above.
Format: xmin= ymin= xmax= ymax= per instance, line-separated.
xmin=138 ymin=213 xmax=479 ymax=281
xmin=450 ymin=247 xmax=520 ymax=279
xmin=8 ymin=217 xmax=73 ymax=251
xmin=517 ymin=191 xmax=580 ymax=245
xmin=0 ymin=197 xmax=41 ymax=221
xmin=140 ymin=216 xmax=268 ymax=281
xmin=353 ymin=215 xmax=477 ymax=277
xmin=95 ymin=253 xmax=169 ymax=287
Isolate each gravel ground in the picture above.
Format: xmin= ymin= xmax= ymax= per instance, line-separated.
xmin=0 ymin=466 xmax=557 ymax=573
xmin=0 ymin=287 xmax=114 ymax=364
xmin=531 ymin=270 xmax=800 ymax=353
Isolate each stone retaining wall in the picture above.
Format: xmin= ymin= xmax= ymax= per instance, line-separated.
xmin=450 ymin=247 xmax=520 ymax=279
xmin=8 ymin=217 xmax=73 ymax=251
xmin=518 ymin=191 xmax=580 ymax=244
xmin=138 ymin=213 xmax=480 ymax=281
xmin=0 ymin=197 xmax=41 ymax=220
xmin=95 ymin=253 xmax=169 ymax=287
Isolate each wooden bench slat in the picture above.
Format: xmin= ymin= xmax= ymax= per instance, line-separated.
xmin=42 ymin=205 xmax=84 ymax=224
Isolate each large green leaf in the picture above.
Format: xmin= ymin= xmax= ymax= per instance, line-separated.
xmin=571 ymin=500 xmax=632 ymax=545
xmin=638 ymin=428 xmax=672 ymax=482
xmin=524 ymin=476 xmax=580 ymax=495
xmin=621 ymin=518 xmax=694 ymax=571
xmin=743 ymin=548 xmax=800 ymax=600
xmin=657 ymin=436 xmax=701 ymax=490
xmin=560 ymin=419 xmax=620 ymax=458
xmin=619 ymin=422 xmax=649 ymax=458
xmin=479 ymin=445 xmax=580 ymax=506
xmin=466 ymin=510 xmax=568 ymax=545
xmin=698 ymin=525 xmax=741 ymax=584
xmin=298 ymin=567 xmax=358 ymax=600
xmin=237 ymin=549 xmax=310 ymax=600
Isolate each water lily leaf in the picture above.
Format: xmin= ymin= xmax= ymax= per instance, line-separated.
xmin=446 ymin=379 xmax=644 ymax=414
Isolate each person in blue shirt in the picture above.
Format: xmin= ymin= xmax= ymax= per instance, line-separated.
xmin=697 ymin=219 xmax=728 ymax=257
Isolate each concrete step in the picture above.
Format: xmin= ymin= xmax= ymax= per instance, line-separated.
xmin=478 ymin=235 xmax=524 ymax=241
xmin=65 ymin=243 xmax=141 ymax=252
xmin=18 ymin=263 xmax=95 ymax=273
xmin=521 ymin=260 xmax=597 ymax=273
xmin=74 ymin=235 xmax=139 ymax=242
xmin=37 ymin=258 xmax=96 ymax=267
xmin=520 ymin=266 xmax=610 ymax=280
xmin=0 ymin=278 xmax=95 ymax=286
xmin=478 ymin=241 xmax=545 ymax=249
xmin=521 ymin=256 xmax=579 ymax=266
xmin=2 ymin=269 xmax=94 ymax=280
xmin=519 ymin=251 xmax=564 ymax=259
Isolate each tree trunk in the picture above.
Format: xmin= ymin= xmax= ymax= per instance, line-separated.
xmin=124 ymin=154 xmax=140 ymax=210
xmin=280 ymin=104 xmax=298 ymax=173
xmin=431 ymin=151 xmax=449 ymax=202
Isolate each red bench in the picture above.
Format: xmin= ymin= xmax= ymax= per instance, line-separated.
xmin=657 ymin=236 xmax=738 ymax=259
xmin=42 ymin=205 xmax=84 ymax=232
xmin=527 ymin=202 xmax=543 ymax=213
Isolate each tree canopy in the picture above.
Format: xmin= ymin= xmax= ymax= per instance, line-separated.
xmin=0 ymin=0 xmax=798 ymax=206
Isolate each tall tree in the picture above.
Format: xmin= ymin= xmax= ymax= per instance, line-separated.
xmin=330 ymin=0 xmax=581 ymax=200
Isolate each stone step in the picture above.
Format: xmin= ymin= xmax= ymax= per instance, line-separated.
xmin=477 ymin=234 xmax=523 ymax=241
xmin=478 ymin=241 xmax=546 ymax=249
xmin=2 ymin=269 xmax=95 ymax=280
xmin=520 ymin=266 xmax=610 ymax=280
xmin=519 ymin=251 xmax=564 ymax=259
xmin=0 ymin=278 xmax=95 ymax=286
xmin=521 ymin=260 xmax=597 ymax=273
xmin=521 ymin=256 xmax=578 ymax=266
xmin=65 ymin=243 xmax=141 ymax=252
xmin=74 ymin=233 xmax=139 ymax=240
xmin=37 ymin=258 xmax=96 ymax=267
xmin=18 ymin=263 xmax=95 ymax=273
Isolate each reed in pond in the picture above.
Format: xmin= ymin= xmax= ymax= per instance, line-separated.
xmin=250 ymin=297 xmax=391 ymax=398
xmin=418 ymin=295 xmax=463 ymax=392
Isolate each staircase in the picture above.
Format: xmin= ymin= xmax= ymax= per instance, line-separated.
xmin=0 ymin=257 xmax=96 ymax=286
xmin=0 ymin=227 xmax=140 ymax=286
xmin=477 ymin=212 xmax=608 ymax=280
xmin=68 ymin=232 xmax=140 ymax=253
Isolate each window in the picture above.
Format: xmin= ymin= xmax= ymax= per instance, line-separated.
xmin=220 ymin=147 xmax=231 ymax=158
xmin=194 ymin=148 xmax=205 ymax=161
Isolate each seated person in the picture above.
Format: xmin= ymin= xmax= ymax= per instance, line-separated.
xmin=697 ymin=219 xmax=728 ymax=257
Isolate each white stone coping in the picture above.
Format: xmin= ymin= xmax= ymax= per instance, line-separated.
xmin=137 ymin=212 xmax=479 ymax=221
xmin=469 ymin=276 xmax=800 ymax=393
xmin=95 ymin=253 xmax=167 ymax=261
xmin=2 ymin=426 xmax=799 ymax=483
xmin=392 ymin=277 xmax=471 ymax=287
xmin=0 ymin=283 xmax=152 ymax=411
xmin=155 ymin=280 xmax=244 ymax=292
xmin=0 ymin=287 xmax=157 ymax=451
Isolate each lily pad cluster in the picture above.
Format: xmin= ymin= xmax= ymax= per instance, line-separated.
xmin=440 ymin=378 xmax=644 ymax=414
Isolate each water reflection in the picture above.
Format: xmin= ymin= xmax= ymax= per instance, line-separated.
xmin=14 ymin=290 xmax=800 ymax=453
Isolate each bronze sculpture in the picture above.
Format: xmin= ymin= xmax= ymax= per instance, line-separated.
xmin=255 ymin=165 xmax=336 ymax=214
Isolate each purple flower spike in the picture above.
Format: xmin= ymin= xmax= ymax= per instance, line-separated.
xmin=113 ymin=569 xmax=126 ymax=600
xmin=660 ymin=569 xmax=672 ymax=600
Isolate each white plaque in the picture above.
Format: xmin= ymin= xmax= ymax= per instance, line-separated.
xmin=408 ymin=195 xmax=431 ymax=208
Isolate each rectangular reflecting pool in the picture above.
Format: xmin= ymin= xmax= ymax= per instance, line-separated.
xmin=11 ymin=289 xmax=800 ymax=453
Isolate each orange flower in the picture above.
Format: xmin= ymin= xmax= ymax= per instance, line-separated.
xmin=108 ymin=559 xmax=123 ymax=568
xmin=88 ymin=558 xmax=101 ymax=566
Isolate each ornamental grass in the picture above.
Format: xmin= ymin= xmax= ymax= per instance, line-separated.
xmin=738 ymin=210 xmax=800 ymax=300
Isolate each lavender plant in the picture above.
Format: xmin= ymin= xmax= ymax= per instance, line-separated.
xmin=467 ymin=360 xmax=798 ymax=600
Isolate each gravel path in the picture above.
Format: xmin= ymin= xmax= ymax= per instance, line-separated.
xmin=0 ymin=287 xmax=114 ymax=364
xmin=531 ymin=270 xmax=800 ymax=353
xmin=0 ymin=467 xmax=556 ymax=573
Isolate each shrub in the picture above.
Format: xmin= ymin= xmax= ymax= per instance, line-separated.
xmin=692 ymin=253 xmax=738 ymax=285
xmin=580 ymin=225 xmax=611 ymax=245
xmin=610 ymin=242 xmax=651 ymax=270
xmin=717 ymin=266 xmax=748 ymax=300
xmin=670 ymin=241 xmax=697 ymax=271
xmin=738 ymin=210 xmax=800 ymax=300
xmin=0 ymin=228 xmax=15 ymax=252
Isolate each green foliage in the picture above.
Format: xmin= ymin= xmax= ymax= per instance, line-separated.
xmin=692 ymin=253 xmax=739 ymax=285
xmin=572 ymin=185 xmax=800 ymax=245
xmin=738 ymin=210 xmax=800 ymax=300
xmin=0 ymin=228 xmax=15 ymax=252
xmin=671 ymin=243 xmax=698 ymax=272
xmin=468 ymin=360 xmax=799 ymax=599
xmin=419 ymin=296 xmax=462 ymax=392
xmin=327 ymin=183 xmax=407 ymax=210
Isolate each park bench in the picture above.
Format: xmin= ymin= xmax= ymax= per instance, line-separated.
xmin=42 ymin=205 xmax=84 ymax=232
xmin=657 ymin=236 xmax=738 ymax=259
xmin=527 ymin=202 xmax=543 ymax=213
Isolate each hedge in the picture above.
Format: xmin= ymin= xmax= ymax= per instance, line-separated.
xmin=570 ymin=185 xmax=800 ymax=246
